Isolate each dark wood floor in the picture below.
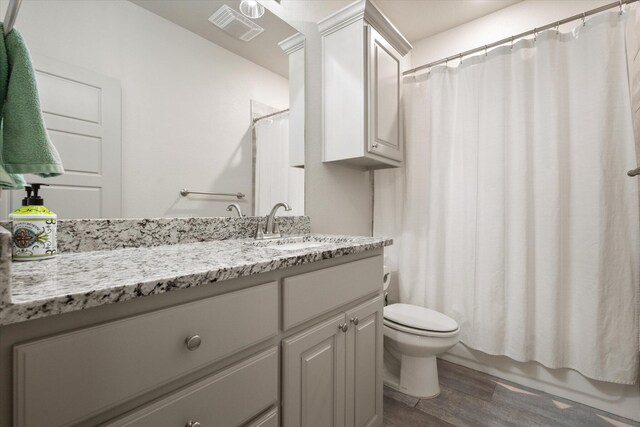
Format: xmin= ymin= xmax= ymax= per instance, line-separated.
xmin=383 ymin=359 xmax=640 ymax=427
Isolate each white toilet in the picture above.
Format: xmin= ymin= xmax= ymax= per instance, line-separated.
xmin=382 ymin=270 xmax=460 ymax=398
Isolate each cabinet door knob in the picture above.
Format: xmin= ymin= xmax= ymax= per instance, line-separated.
xmin=372 ymin=143 xmax=379 ymax=149
xmin=186 ymin=421 xmax=202 ymax=427
xmin=185 ymin=335 xmax=202 ymax=351
xmin=350 ymin=317 xmax=359 ymax=325
xmin=339 ymin=323 xmax=349 ymax=333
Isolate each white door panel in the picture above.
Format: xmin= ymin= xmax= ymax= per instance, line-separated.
xmin=3 ymin=55 xmax=121 ymax=219
xmin=47 ymin=130 xmax=102 ymax=174
xmin=36 ymin=71 xmax=102 ymax=124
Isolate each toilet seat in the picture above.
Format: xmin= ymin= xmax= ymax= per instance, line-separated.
xmin=384 ymin=304 xmax=459 ymax=337
xmin=384 ymin=319 xmax=459 ymax=337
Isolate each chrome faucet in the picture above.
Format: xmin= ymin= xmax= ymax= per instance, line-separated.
xmin=255 ymin=202 xmax=292 ymax=239
xmin=226 ymin=203 xmax=244 ymax=217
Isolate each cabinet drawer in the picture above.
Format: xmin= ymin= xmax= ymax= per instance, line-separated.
xmin=108 ymin=347 xmax=279 ymax=427
xmin=14 ymin=282 xmax=278 ymax=427
xmin=246 ymin=407 xmax=279 ymax=427
xmin=282 ymin=256 xmax=382 ymax=330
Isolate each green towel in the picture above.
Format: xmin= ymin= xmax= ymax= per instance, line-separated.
xmin=0 ymin=23 xmax=64 ymax=189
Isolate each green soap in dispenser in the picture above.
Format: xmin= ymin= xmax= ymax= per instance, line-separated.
xmin=9 ymin=184 xmax=57 ymax=261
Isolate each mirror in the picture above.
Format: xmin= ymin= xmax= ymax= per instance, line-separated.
xmin=0 ymin=0 xmax=304 ymax=219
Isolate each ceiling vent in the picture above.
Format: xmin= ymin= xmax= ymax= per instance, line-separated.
xmin=208 ymin=4 xmax=264 ymax=42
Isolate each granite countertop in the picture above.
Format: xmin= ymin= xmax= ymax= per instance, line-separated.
xmin=0 ymin=234 xmax=392 ymax=326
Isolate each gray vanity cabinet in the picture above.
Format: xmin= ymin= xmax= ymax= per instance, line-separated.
xmin=4 ymin=249 xmax=385 ymax=427
xmin=282 ymin=295 xmax=383 ymax=427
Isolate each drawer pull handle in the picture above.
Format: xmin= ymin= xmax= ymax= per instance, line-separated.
xmin=339 ymin=323 xmax=349 ymax=333
xmin=186 ymin=421 xmax=202 ymax=427
xmin=350 ymin=317 xmax=359 ymax=325
xmin=185 ymin=335 xmax=202 ymax=351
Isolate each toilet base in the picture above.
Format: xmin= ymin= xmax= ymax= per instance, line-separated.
xmin=383 ymin=347 xmax=441 ymax=399
xmin=400 ymin=355 xmax=440 ymax=398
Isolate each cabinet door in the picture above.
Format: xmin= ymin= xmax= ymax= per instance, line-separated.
xmin=345 ymin=296 xmax=384 ymax=427
xmin=367 ymin=26 xmax=403 ymax=162
xmin=282 ymin=314 xmax=347 ymax=427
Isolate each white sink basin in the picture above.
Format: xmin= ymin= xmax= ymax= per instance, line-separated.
xmin=268 ymin=242 xmax=326 ymax=251
xmin=243 ymin=236 xmax=334 ymax=251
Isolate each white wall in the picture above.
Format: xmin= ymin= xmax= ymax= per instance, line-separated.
xmin=0 ymin=0 xmax=288 ymax=218
xmin=409 ymin=0 xmax=610 ymax=69
xmin=375 ymin=0 xmax=640 ymax=421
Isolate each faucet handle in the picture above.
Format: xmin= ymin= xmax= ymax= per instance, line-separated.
xmin=255 ymin=219 xmax=265 ymax=239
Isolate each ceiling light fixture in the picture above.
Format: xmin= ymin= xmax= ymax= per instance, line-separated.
xmin=239 ymin=0 xmax=265 ymax=19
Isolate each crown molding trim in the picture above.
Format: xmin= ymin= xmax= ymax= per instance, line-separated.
xmin=318 ymin=0 xmax=412 ymax=56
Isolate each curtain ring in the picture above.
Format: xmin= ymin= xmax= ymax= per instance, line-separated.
xmin=619 ymin=0 xmax=623 ymax=15
xmin=510 ymin=36 xmax=514 ymax=50
xmin=582 ymin=13 xmax=586 ymax=26
xmin=459 ymin=53 xmax=463 ymax=63
xmin=533 ymin=28 xmax=537 ymax=42
xmin=555 ymin=22 xmax=560 ymax=34
xmin=484 ymin=45 xmax=488 ymax=57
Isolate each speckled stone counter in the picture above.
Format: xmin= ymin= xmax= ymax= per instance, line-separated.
xmin=0 ymin=216 xmax=311 ymax=253
xmin=0 ymin=226 xmax=11 ymax=309
xmin=0 ymin=234 xmax=391 ymax=326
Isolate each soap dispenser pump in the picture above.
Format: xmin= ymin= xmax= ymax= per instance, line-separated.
xmin=9 ymin=184 xmax=58 ymax=261
xmin=21 ymin=185 xmax=32 ymax=206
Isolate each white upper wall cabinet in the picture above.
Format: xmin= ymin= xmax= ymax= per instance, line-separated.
xmin=319 ymin=0 xmax=411 ymax=170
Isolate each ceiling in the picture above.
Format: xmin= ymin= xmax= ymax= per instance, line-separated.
xmin=270 ymin=0 xmax=519 ymax=43
xmin=130 ymin=0 xmax=297 ymax=78
xmin=374 ymin=0 xmax=520 ymax=43
xmin=130 ymin=0 xmax=520 ymax=79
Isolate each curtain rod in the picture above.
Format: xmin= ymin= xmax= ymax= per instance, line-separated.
xmin=3 ymin=0 xmax=22 ymax=37
xmin=253 ymin=108 xmax=289 ymax=124
xmin=403 ymin=0 xmax=638 ymax=76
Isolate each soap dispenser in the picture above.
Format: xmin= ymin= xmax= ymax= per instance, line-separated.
xmin=9 ymin=184 xmax=57 ymax=261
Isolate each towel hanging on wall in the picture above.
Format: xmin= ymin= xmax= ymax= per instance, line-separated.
xmin=0 ymin=22 xmax=64 ymax=189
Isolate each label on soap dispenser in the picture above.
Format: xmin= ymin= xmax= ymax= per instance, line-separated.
xmin=10 ymin=207 xmax=57 ymax=261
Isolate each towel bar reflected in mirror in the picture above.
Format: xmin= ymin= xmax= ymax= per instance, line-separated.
xmin=180 ymin=188 xmax=245 ymax=199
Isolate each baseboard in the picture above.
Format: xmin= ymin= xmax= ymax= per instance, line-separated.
xmin=439 ymin=344 xmax=640 ymax=422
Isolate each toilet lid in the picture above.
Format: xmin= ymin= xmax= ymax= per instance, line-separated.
xmin=383 ymin=304 xmax=458 ymax=332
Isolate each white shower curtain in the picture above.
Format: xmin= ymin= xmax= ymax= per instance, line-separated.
xmin=254 ymin=114 xmax=304 ymax=216
xmin=377 ymin=10 xmax=639 ymax=384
